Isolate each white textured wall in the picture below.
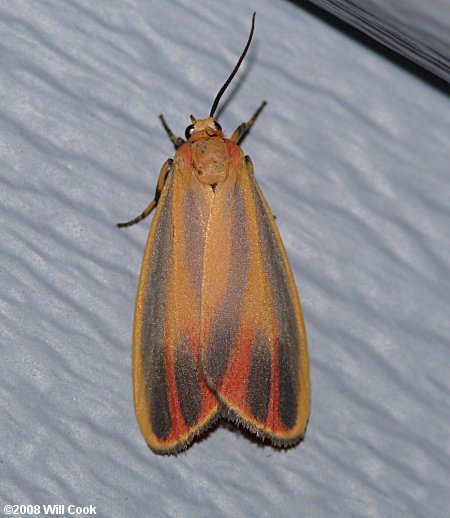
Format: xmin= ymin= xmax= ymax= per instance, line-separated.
xmin=1 ymin=1 xmax=449 ymax=517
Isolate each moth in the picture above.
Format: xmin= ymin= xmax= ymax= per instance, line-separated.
xmin=118 ymin=13 xmax=310 ymax=454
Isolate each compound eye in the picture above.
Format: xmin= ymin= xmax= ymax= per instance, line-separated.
xmin=184 ymin=124 xmax=195 ymax=140
xmin=214 ymin=121 xmax=222 ymax=131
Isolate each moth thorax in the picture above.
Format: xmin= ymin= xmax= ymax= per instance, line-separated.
xmin=191 ymin=138 xmax=229 ymax=186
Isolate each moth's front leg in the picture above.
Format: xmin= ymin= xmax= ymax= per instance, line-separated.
xmin=117 ymin=159 xmax=173 ymax=228
xmin=230 ymin=101 xmax=267 ymax=145
xmin=159 ymin=114 xmax=184 ymax=150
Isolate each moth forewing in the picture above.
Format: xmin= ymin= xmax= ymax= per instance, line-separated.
xmin=199 ymin=154 xmax=309 ymax=444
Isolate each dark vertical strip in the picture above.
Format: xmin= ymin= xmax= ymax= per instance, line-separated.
xmin=204 ymin=185 xmax=251 ymax=387
xmin=141 ymin=179 xmax=174 ymax=440
xmin=149 ymin=347 xmax=171 ymax=439
xmin=246 ymin=329 xmax=272 ymax=423
xmin=277 ymin=337 xmax=298 ymax=429
xmin=250 ymin=180 xmax=299 ymax=429
xmin=174 ymin=336 xmax=202 ymax=427
xmin=183 ymin=188 xmax=205 ymax=306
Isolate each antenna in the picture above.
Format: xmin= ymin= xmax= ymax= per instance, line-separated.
xmin=209 ymin=12 xmax=256 ymax=118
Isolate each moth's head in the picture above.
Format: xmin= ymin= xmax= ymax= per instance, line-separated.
xmin=183 ymin=13 xmax=255 ymax=144
xmin=184 ymin=115 xmax=223 ymax=142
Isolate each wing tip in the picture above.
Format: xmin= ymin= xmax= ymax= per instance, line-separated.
xmin=144 ymin=408 xmax=221 ymax=455
xmin=221 ymin=405 xmax=310 ymax=449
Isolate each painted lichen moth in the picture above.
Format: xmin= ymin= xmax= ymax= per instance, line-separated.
xmin=118 ymin=13 xmax=310 ymax=454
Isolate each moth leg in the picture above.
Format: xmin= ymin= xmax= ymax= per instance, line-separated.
xmin=117 ymin=159 xmax=173 ymax=228
xmin=230 ymin=101 xmax=267 ymax=144
xmin=159 ymin=114 xmax=185 ymax=150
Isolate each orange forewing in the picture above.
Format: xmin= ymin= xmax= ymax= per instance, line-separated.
xmin=133 ymin=168 xmax=219 ymax=454
xmin=199 ymin=148 xmax=310 ymax=445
